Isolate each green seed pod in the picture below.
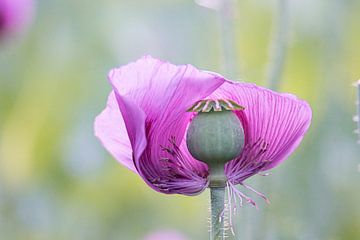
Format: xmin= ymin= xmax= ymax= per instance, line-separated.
xmin=186 ymin=110 xmax=245 ymax=187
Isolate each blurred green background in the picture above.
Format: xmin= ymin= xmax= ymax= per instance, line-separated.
xmin=0 ymin=0 xmax=359 ymax=239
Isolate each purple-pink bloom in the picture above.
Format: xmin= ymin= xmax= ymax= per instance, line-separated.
xmin=0 ymin=0 xmax=34 ymax=39
xmin=143 ymin=230 xmax=188 ymax=240
xmin=94 ymin=56 xmax=312 ymax=196
xmin=195 ymin=0 xmax=223 ymax=10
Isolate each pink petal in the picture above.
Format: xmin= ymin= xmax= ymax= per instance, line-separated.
xmin=94 ymin=92 xmax=136 ymax=172
xmin=211 ymin=81 xmax=312 ymax=182
xmin=195 ymin=0 xmax=223 ymax=10
xmin=143 ymin=230 xmax=188 ymax=240
xmin=109 ymin=56 xmax=225 ymax=195
xmin=0 ymin=0 xmax=34 ymax=38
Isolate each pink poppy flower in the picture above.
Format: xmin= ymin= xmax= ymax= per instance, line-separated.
xmin=94 ymin=56 xmax=311 ymax=197
xmin=0 ymin=0 xmax=34 ymax=39
xmin=195 ymin=0 xmax=223 ymax=10
xmin=143 ymin=230 xmax=188 ymax=240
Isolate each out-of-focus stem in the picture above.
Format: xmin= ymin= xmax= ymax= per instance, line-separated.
xmin=266 ymin=0 xmax=289 ymax=90
xmin=219 ymin=0 xmax=238 ymax=78
xmin=356 ymin=80 xmax=360 ymax=144
xmin=210 ymin=187 xmax=225 ymax=240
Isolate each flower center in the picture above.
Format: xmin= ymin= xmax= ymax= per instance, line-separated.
xmin=187 ymin=99 xmax=245 ymax=113
xmin=186 ymin=99 xmax=245 ymax=187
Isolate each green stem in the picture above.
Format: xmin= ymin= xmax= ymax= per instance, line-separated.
xmin=210 ymin=187 xmax=226 ymax=240
xmin=356 ymin=80 xmax=360 ymax=144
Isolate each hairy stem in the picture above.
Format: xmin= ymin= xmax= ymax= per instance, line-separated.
xmin=210 ymin=187 xmax=226 ymax=240
xmin=356 ymin=80 xmax=360 ymax=144
xmin=266 ymin=0 xmax=289 ymax=90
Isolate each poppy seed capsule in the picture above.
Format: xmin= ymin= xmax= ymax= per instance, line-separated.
xmin=186 ymin=110 xmax=245 ymax=187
